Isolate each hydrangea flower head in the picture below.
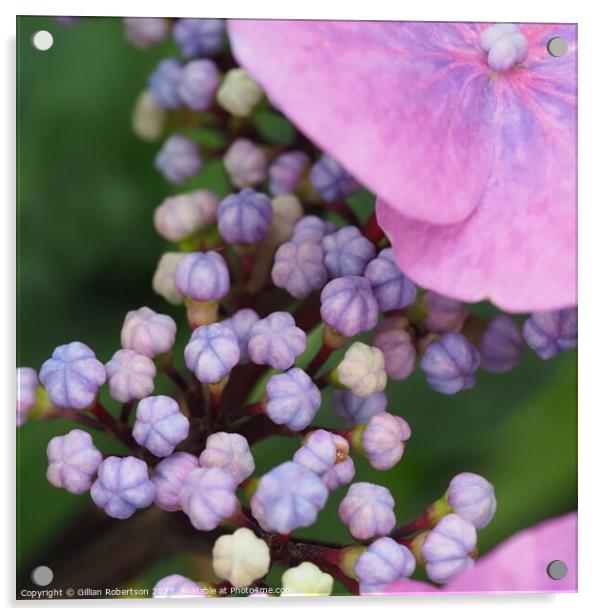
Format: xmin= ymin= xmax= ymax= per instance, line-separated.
xmin=40 ymin=342 xmax=106 ymax=409
xmin=355 ymin=537 xmax=416 ymax=594
xmin=223 ymin=138 xmax=268 ymax=189
xmin=152 ymin=252 xmax=185 ymax=305
xmin=199 ymin=432 xmax=255 ymax=485
xmin=212 ymin=528 xmax=270 ymax=587
xmin=121 ymin=307 xmax=177 ymax=358
xmin=269 ymin=151 xmax=310 ymax=196
xmin=332 ymin=390 xmax=387 ymax=427
xmin=322 ymin=226 xmax=375 ymax=278
xmin=155 ymin=134 xmax=202 ymax=184
xmin=91 ymin=456 xmax=155 ymax=519
xmin=371 ymin=317 xmax=416 ymax=381
xmin=362 ymin=412 xmax=411 ymax=471
xmin=152 ymin=451 xmax=199 ymax=512
xmin=523 ymin=308 xmax=577 ymax=360
xmin=222 ymin=308 xmax=259 ymax=364
xmin=338 ymin=482 xmax=396 ymax=540
xmin=337 ymin=342 xmax=387 ymax=398
xmin=46 ymin=429 xmax=103 ymax=495
xmin=174 ymin=250 xmax=230 ymax=302
xmin=309 ymin=154 xmax=360 ymax=202
xmin=172 ymin=18 xmax=225 ymax=57
xmin=154 ymin=190 xmax=218 ymax=242
xmin=133 ymin=395 xmax=190 ymax=457
xmin=248 ymin=312 xmax=307 ymax=370
xmin=178 ymin=59 xmax=220 ymax=112
xmin=272 ymin=241 xmax=328 ymax=299
xmin=281 ymin=562 xmax=334 ymax=596
xmin=17 ymin=367 xmax=38 ymax=426
xmin=148 ymin=59 xmax=183 ymax=109
xmin=365 ymin=248 xmax=417 ymax=311
xmin=447 ymin=472 xmax=497 ymax=530
xmin=105 ymin=349 xmax=156 ymax=403
xmin=184 ymin=322 xmax=240 ymax=383
xmin=218 ymin=188 xmax=273 ymax=244
xmin=479 ymin=315 xmax=524 ymax=373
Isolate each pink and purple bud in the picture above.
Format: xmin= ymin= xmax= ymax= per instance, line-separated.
xmin=309 ymin=154 xmax=360 ymax=202
xmin=105 ymin=349 xmax=156 ymax=403
xmin=222 ymin=308 xmax=260 ymax=364
xmin=362 ymin=412 xmax=411 ymax=471
xmin=199 ymin=432 xmax=255 ymax=485
xmin=124 ymin=17 xmax=169 ymax=50
xmin=155 ymin=134 xmax=202 ymax=185
xmin=91 ymin=456 xmax=155 ymax=519
xmin=40 ymin=342 xmax=106 ymax=409
xmin=174 ymin=251 xmax=230 ymax=302
xmin=322 ymin=226 xmax=375 ymax=279
xmin=420 ymin=333 xmax=480 ymax=395
xmin=148 ymin=59 xmax=183 ymax=109
xmin=332 ymin=390 xmax=387 ymax=427
xmin=265 ymin=368 xmax=321 ymax=431
xmin=178 ymin=59 xmax=220 ymax=112
xmin=423 ymin=291 xmax=468 ymax=334
xmin=446 ymin=472 xmax=497 ymax=530
xmin=179 ymin=467 xmax=239 ymax=531
xmin=522 ymin=308 xmax=577 ymax=360
xmin=320 ymin=276 xmax=379 ymax=337
xmin=153 ymin=574 xmax=205 ymax=599
xmin=17 ymin=367 xmax=38 ymax=426
xmin=421 ymin=514 xmax=477 ymax=584
xmin=218 ymin=188 xmax=273 ymax=244
xmin=272 ymin=241 xmax=328 ymax=299
xmin=365 ymin=249 xmax=417 ymax=311
xmin=250 ymin=461 xmax=328 ymax=534
xmin=152 ymin=451 xmax=199 ymax=512
xmin=371 ymin=317 xmax=416 ymax=381
xmin=154 ymin=190 xmax=218 ymax=243
xmin=223 ymin=139 xmax=268 ymax=189
xmin=132 ymin=395 xmax=190 ymax=457
xmin=355 ymin=537 xmax=416 ymax=594
xmin=46 ymin=429 xmax=103 ymax=495
xmin=479 ymin=315 xmax=524 ymax=373
xmin=338 ymin=482 xmax=396 ymax=541
xmin=184 ymin=323 xmax=240 ymax=383
xmin=173 ymin=18 xmax=225 ymax=58
xmin=121 ymin=307 xmax=177 ymax=358
xmin=268 ymin=151 xmax=310 ymax=196
xmin=292 ymin=215 xmax=336 ymax=245
xmin=248 ymin=312 xmax=307 ymax=370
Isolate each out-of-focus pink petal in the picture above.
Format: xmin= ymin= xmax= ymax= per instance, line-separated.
xmin=384 ymin=512 xmax=577 ymax=595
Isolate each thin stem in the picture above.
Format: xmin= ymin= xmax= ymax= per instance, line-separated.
xmin=88 ymin=401 xmax=137 ymax=449
xmin=120 ymin=401 xmax=134 ymax=424
xmin=362 ymin=210 xmax=385 ymax=246
xmin=47 ymin=408 xmax=106 ymax=433
xmin=305 ymin=342 xmax=335 ymax=377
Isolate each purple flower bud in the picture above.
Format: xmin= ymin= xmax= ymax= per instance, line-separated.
xmin=365 ymin=249 xmax=417 ymax=311
xmin=250 ymin=461 xmax=328 ymax=534
xmin=292 ymin=215 xmax=336 ymax=245
xmin=173 ymin=18 xmax=225 ymax=58
xmin=133 ymin=395 xmax=190 ymax=457
xmin=121 ymin=307 xmax=177 ymax=358
xmin=338 ymin=482 xmax=396 ymax=540
xmin=272 ymin=241 xmax=328 ymax=299
xmin=178 ymin=59 xmax=220 ymax=112
xmin=322 ymin=226 xmax=376 ymax=278
xmin=153 ymin=574 xmax=206 ymax=599
xmin=269 ymin=151 xmax=310 ymax=196
xmin=105 ymin=349 xmax=156 ymax=403
xmin=185 ymin=323 xmax=240 ymax=383
xmin=362 ymin=413 xmax=411 ymax=471
xmin=322 ymin=456 xmax=355 ymax=491
xmin=180 ymin=467 xmax=239 ymax=530
xmin=152 ymin=452 xmax=199 ymax=512
xmin=309 ymin=154 xmax=360 ymax=202
xmin=523 ymin=308 xmax=577 ymax=360
xmin=371 ymin=317 xmax=416 ymax=381
xmin=423 ymin=291 xmax=468 ymax=334
xmin=124 ymin=18 xmax=169 ymax=50
xmin=421 ymin=514 xmax=477 ymax=584
xmin=355 ymin=537 xmax=416 ymax=594
xmin=174 ymin=250 xmax=230 ymax=302
xmin=248 ymin=312 xmax=307 ymax=370
xmin=154 ymin=190 xmax=218 ymax=242
xmin=218 ymin=188 xmax=273 ymax=244
xmin=199 ymin=432 xmax=255 ymax=485
xmin=148 ymin=59 xmax=183 ymax=109
xmin=155 ymin=134 xmax=202 ymax=185
xmin=17 ymin=367 xmax=38 ymax=426
xmin=40 ymin=342 xmax=106 ymax=409
xmin=420 ymin=333 xmax=480 ymax=395
xmin=447 ymin=472 xmax=497 ymax=530
xmin=46 ymin=429 xmax=103 ymax=495
xmin=320 ymin=276 xmax=379 ymax=337
xmin=91 ymin=456 xmax=155 ymax=519
xmin=479 ymin=315 xmax=524 ymax=373
xmin=223 ymin=139 xmax=268 ymax=189
xmin=265 ymin=368 xmax=321 ymax=431
xmin=222 ymin=308 xmax=259 ymax=364
xmin=332 ymin=390 xmax=387 ymax=427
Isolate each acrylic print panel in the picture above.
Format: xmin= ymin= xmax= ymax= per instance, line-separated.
xmin=16 ymin=16 xmax=577 ymax=600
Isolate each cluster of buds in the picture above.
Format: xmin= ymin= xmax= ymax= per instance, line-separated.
xmin=19 ymin=17 xmax=578 ymax=598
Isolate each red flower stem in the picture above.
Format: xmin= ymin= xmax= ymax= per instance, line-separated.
xmin=305 ymin=342 xmax=335 ymax=377
xmin=326 ymin=200 xmax=361 ymax=226
xmin=391 ymin=509 xmax=435 ymax=540
xmin=162 ymin=363 xmax=205 ymax=419
xmin=47 ymin=408 xmax=106 ymax=432
xmin=362 ymin=210 xmax=385 ymax=246
xmin=88 ymin=401 xmax=137 ymax=449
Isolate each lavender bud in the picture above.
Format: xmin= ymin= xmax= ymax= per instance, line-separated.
xmin=132 ymin=90 xmax=166 ymax=142
xmin=269 ymin=151 xmax=310 ymax=196
xmin=322 ymin=226 xmax=375 ymax=278
xmin=420 ymin=333 xmax=480 ymax=395
xmin=212 ymin=528 xmax=270 ymax=587
xmin=272 ymin=241 xmax=328 ymax=299
xmin=152 ymin=452 xmax=199 ymax=512
xmin=248 ymin=312 xmax=307 ymax=370
xmin=355 ymin=537 xmax=416 ymax=594
xmin=292 ymin=215 xmax=336 ymax=245
xmin=423 ymin=291 xmax=468 ymax=334
xmin=338 ymin=482 xmax=396 ymax=540
xmin=155 ymin=134 xmax=202 ymax=185
xmin=152 ymin=252 xmax=185 ymax=305
xmin=446 ymin=472 xmax=497 ymax=530
xmin=46 ymin=429 xmax=103 ymax=494
xmin=180 ymin=467 xmax=239 ymax=531
xmin=178 ymin=59 xmax=220 ymax=112
xmin=309 ymin=154 xmax=360 ymax=202
xmin=218 ymin=188 xmax=273 ymax=245
xmin=105 ymin=349 xmax=156 ymax=403
xmin=479 ymin=315 xmax=524 ymax=373
xmin=337 ymin=343 xmax=387 ymax=398
xmin=216 ymin=68 xmax=263 ymax=118
xmin=40 ymin=342 xmax=106 ymax=409
xmin=222 ymin=308 xmax=260 ymax=364
xmin=523 ymin=308 xmax=577 ymax=360
xmin=173 ymin=18 xmax=225 ymax=58
xmin=174 ymin=250 xmax=230 ymax=303
xmin=320 ymin=276 xmax=379 ymax=337
xmin=148 ymin=59 xmax=183 ymax=109
xmin=371 ymin=317 xmax=416 ymax=380
xmin=365 ymin=249 xmax=417 ymax=311
xmin=121 ymin=307 xmax=177 ymax=358
xmin=91 ymin=456 xmax=155 ymax=519
xmin=199 ymin=432 xmax=255 ymax=485
xmin=332 ymin=390 xmax=387 ymax=427
xmin=362 ymin=413 xmax=411 ymax=471
xmin=124 ymin=18 xmax=169 ymax=50
xmin=322 ymin=456 xmax=355 ymax=491
xmin=17 ymin=367 xmax=38 ymax=426
xmin=153 ymin=574 xmax=206 ymax=599
xmin=223 ymin=139 xmax=268 ymax=189
xmin=154 ymin=190 xmax=218 ymax=242
xmin=265 ymin=368 xmax=321 ymax=431
xmin=250 ymin=461 xmax=328 ymax=534
xmin=184 ymin=323 xmax=240 ymax=383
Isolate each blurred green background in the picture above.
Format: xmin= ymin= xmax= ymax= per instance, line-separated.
xmin=17 ymin=16 xmax=577 ymax=595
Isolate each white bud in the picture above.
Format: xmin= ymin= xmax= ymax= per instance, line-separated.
xmin=152 ymin=252 xmax=185 ymax=305
xmin=153 ymin=190 xmax=219 ymax=242
xmin=281 ymin=562 xmax=333 ymax=596
xmin=132 ymin=89 xmax=166 ymax=142
xmin=266 ymin=194 xmax=304 ymax=246
xmin=337 ymin=343 xmax=387 ymax=398
xmin=212 ymin=528 xmax=270 ymax=587
xmin=216 ymin=69 xmax=263 ymax=118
